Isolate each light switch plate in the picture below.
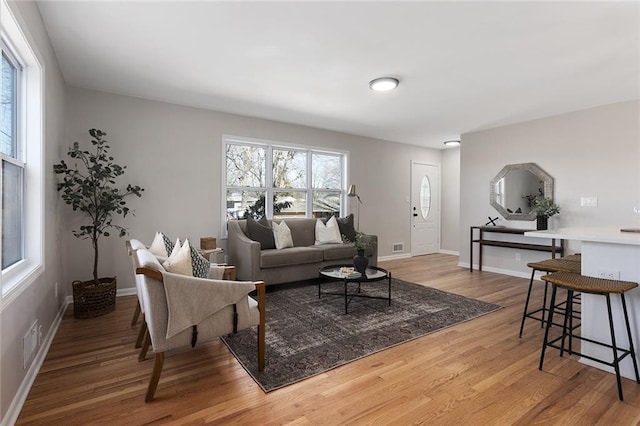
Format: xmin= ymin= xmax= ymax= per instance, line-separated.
xmin=580 ymin=196 xmax=598 ymax=207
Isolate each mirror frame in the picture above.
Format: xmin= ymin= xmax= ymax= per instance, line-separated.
xmin=489 ymin=162 xmax=554 ymax=221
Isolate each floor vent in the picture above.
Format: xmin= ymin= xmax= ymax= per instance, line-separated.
xmin=392 ymin=243 xmax=404 ymax=252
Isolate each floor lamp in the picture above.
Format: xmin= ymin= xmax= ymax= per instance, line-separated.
xmin=348 ymin=184 xmax=362 ymax=230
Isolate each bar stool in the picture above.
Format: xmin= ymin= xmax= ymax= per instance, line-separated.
xmin=539 ymin=271 xmax=640 ymax=401
xmin=519 ymin=258 xmax=582 ymax=337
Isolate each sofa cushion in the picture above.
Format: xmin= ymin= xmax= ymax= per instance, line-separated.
xmin=260 ymin=246 xmax=324 ymax=268
xmin=246 ymin=216 xmax=276 ymax=249
xmin=312 ymin=243 xmax=358 ymax=261
xmin=273 ymin=220 xmax=294 ymax=249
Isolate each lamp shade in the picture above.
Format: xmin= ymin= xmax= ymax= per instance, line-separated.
xmin=348 ymin=185 xmax=357 ymax=196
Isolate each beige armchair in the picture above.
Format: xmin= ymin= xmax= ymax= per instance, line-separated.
xmin=132 ymin=248 xmax=265 ymax=402
xmin=126 ymin=239 xmax=239 ymax=350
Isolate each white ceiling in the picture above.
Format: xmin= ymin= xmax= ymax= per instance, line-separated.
xmin=36 ymin=1 xmax=640 ymax=149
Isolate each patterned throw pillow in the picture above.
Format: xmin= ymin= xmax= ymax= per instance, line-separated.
xmin=272 ymin=220 xmax=294 ymax=249
xmin=246 ymin=216 xmax=276 ymax=249
xmin=336 ymin=214 xmax=356 ymax=242
xmin=315 ymin=216 xmax=343 ymax=245
xmin=162 ymin=234 xmax=175 ymax=255
xmin=189 ymin=244 xmax=210 ymax=278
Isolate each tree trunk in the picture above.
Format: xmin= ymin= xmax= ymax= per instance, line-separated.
xmin=92 ymin=232 xmax=99 ymax=283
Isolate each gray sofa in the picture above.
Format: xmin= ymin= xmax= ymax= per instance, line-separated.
xmin=227 ymin=218 xmax=377 ymax=285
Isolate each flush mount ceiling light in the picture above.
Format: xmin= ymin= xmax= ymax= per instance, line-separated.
xmin=444 ymin=140 xmax=461 ymax=147
xmin=369 ymin=77 xmax=399 ymax=92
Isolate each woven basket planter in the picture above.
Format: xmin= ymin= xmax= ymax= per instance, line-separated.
xmin=72 ymin=277 xmax=117 ymax=319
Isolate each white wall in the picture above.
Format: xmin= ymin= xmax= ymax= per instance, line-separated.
xmin=441 ymin=147 xmax=460 ymax=253
xmin=64 ymin=87 xmax=442 ymax=292
xmin=0 ymin=1 xmax=67 ymax=423
xmin=460 ymin=100 xmax=640 ymax=275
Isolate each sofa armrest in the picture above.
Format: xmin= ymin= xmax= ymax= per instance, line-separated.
xmin=227 ymin=220 xmax=261 ymax=281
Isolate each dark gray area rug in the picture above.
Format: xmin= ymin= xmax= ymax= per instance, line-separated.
xmin=221 ymin=278 xmax=501 ymax=392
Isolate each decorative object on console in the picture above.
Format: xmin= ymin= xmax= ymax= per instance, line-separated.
xmin=531 ymin=195 xmax=560 ymax=230
xmin=348 ymin=184 xmax=363 ymax=230
xmin=485 ymin=216 xmax=500 ymax=226
xmin=53 ymin=129 xmax=144 ymax=318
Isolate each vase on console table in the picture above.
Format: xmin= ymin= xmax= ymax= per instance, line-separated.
xmin=353 ymin=249 xmax=369 ymax=276
xmin=536 ymin=216 xmax=548 ymax=231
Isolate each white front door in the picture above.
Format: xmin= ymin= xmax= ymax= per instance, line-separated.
xmin=411 ymin=162 xmax=440 ymax=256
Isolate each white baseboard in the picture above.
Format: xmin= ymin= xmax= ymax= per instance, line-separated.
xmin=3 ymin=297 xmax=71 ymax=426
xmin=117 ymin=287 xmax=136 ymax=297
xmin=439 ymin=249 xmax=459 ymax=256
xmin=378 ymin=253 xmax=412 ymax=262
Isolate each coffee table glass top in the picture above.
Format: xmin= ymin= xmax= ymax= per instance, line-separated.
xmin=319 ymin=264 xmax=388 ymax=281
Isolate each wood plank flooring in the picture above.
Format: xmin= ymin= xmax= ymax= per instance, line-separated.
xmin=16 ymin=254 xmax=640 ymax=425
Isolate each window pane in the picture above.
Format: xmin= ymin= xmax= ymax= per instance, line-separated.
xmin=226 ymin=189 xmax=265 ymax=220
xmin=273 ymin=191 xmax=306 ymax=220
xmin=420 ymin=175 xmax=431 ymax=219
xmin=226 ymin=144 xmax=266 ymax=187
xmin=312 ymin=153 xmax=341 ymax=189
xmin=1 ymin=52 xmax=17 ymax=158
xmin=2 ymin=160 xmax=23 ymax=269
xmin=273 ymin=149 xmax=306 ymax=188
xmin=313 ymin=190 xmax=341 ymax=218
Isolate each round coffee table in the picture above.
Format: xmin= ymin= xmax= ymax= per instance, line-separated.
xmin=318 ymin=264 xmax=391 ymax=314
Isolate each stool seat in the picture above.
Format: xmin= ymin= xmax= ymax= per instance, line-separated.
xmin=539 ymin=271 xmax=640 ymax=401
xmin=559 ymin=254 xmax=582 ymax=262
xmin=519 ymin=258 xmax=582 ymax=337
xmin=542 ymin=271 xmax=637 ymax=294
xmin=526 ymin=259 xmax=582 ymax=273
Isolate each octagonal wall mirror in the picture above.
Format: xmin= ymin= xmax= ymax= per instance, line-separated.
xmin=489 ymin=163 xmax=554 ymax=221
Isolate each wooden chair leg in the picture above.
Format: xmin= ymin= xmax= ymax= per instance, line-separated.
xmin=145 ymin=352 xmax=165 ymax=403
xmin=139 ymin=329 xmax=151 ymax=362
xmin=135 ymin=316 xmax=147 ymax=349
xmin=131 ymin=301 xmax=141 ymax=326
xmin=256 ymin=282 xmax=266 ymax=371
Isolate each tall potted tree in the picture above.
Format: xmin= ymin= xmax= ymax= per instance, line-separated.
xmin=54 ymin=129 xmax=144 ymax=318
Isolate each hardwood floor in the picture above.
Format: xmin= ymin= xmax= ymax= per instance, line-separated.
xmin=17 ymin=254 xmax=640 ymax=425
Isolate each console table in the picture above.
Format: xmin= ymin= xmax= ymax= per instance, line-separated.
xmin=470 ymin=226 xmax=564 ymax=272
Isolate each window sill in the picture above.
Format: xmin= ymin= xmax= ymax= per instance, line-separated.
xmin=1 ymin=261 xmax=44 ymax=310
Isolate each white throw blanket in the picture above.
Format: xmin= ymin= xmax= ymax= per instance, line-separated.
xmin=161 ymin=271 xmax=256 ymax=338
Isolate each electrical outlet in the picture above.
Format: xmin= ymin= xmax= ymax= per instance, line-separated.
xmin=515 ymin=253 xmax=521 ymax=261
xmin=598 ymin=269 xmax=620 ymax=280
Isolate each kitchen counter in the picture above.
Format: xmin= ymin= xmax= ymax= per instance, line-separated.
xmin=525 ymin=227 xmax=640 ymax=380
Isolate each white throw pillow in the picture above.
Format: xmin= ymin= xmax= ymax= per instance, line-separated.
xmin=315 ymin=216 xmax=342 ymax=245
xmin=163 ymin=238 xmax=193 ymax=276
xmin=272 ymin=220 xmax=294 ymax=250
xmin=148 ymin=231 xmax=167 ymax=257
xmin=162 ymin=238 xmax=182 ymax=269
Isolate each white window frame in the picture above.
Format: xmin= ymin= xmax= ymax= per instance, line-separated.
xmin=1 ymin=0 xmax=44 ymax=304
xmin=221 ymin=135 xmax=348 ymax=238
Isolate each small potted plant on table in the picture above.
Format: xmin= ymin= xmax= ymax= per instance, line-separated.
xmin=54 ymin=129 xmax=144 ymax=318
xmin=531 ymin=195 xmax=560 ymax=230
